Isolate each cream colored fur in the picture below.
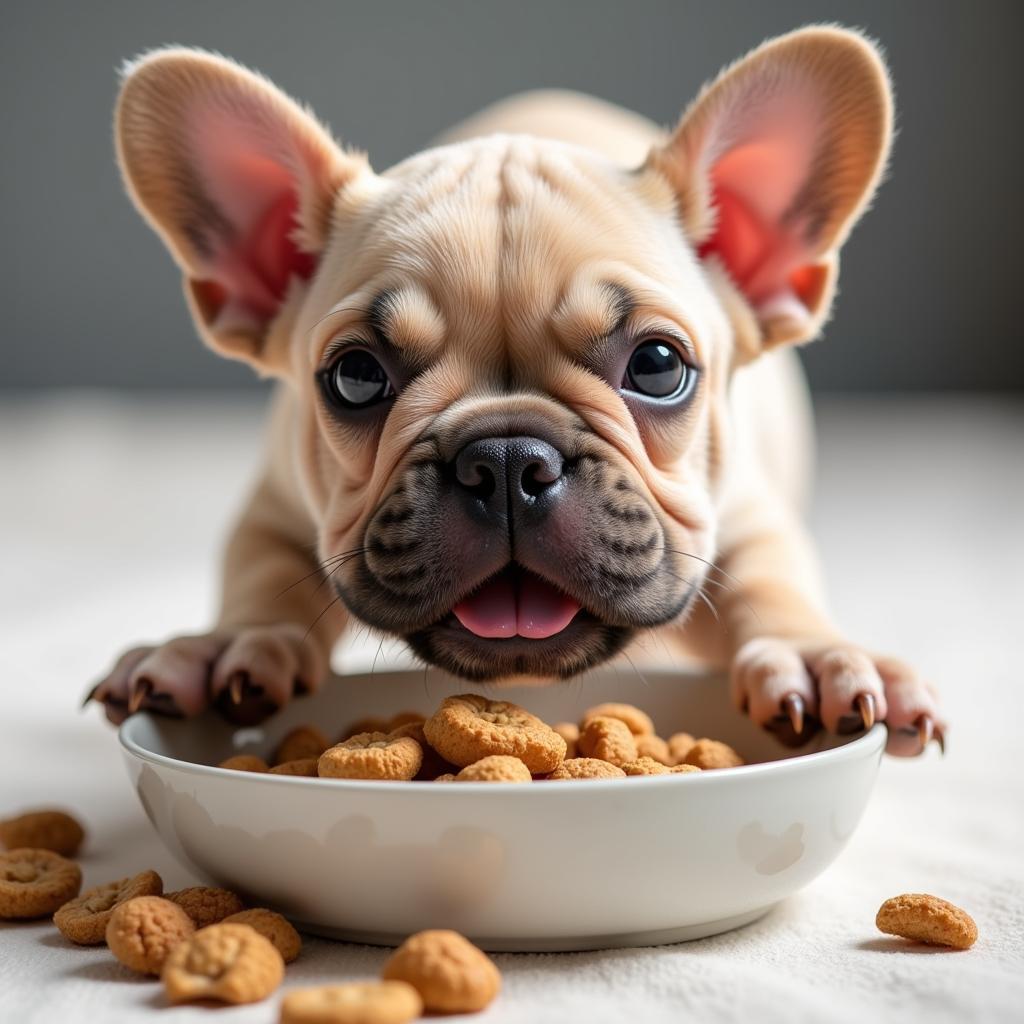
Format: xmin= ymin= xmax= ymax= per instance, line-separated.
xmin=96 ymin=27 xmax=943 ymax=755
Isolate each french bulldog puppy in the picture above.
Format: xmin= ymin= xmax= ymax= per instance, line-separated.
xmin=91 ymin=26 xmax=943 ymax=755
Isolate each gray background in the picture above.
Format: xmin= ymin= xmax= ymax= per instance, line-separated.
xmin=3 ymin=0 xmax=1021 ymax=393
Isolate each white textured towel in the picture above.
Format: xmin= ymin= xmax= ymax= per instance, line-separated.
xmin=1 ymin=395 xmax=1022 ymax=1023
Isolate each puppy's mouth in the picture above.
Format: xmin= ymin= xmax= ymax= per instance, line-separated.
xmin=405 ymin=562 xmax=630 ymax=682
xmin=450 ymin=563 xmax=581 ymax=640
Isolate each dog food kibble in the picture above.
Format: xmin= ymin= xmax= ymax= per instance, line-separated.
xmin=876 ymin=894 xmax=978 ymax=949
xmin=455 ymin=755 xmax=532 ymax=783
xmin=386 ymin=711 xmax=426 ymax=731
xmin=318 ymin=732 xmax=424 ymax=781
xmin=54 ymin=869 xmax=163 ymax=944
xmin=0 ymin=849 xmax=82 ymax=919
xmin=683 ymin=738 xmax=744 ymax=770
xmin=424 ymin=694 xmax=567 ymax=773
xmin=280 ymin=981 xmax=423 ymax=1024
xmin=581 ymin=702 xmax=655 ymax=737
xmin=0 ymin=810 xmax=85 ymax=857
xmin=165 ymin=886 xmax=245 ymax=928
xmin=667 ymin=732 xmax=697 ymax=764
xmin=208 ymin=693 xmax=749 ymax=783
xmin=273 ymin=725 xmax=330 ymax=765
xmin=223 ymin=908 xmax=302 ymax=963
xmin=635 ymin=734 xmax=672 ymax=764
xmin=382 ymin=929 xmax=501 ymax=1013
xmin=162 ymin=921 xmax=284 ymax=1004
xmin=547 ymin=757 xmax=626 ymax=780
xmin=622 ymin=756 xmax=671 ymax=776
xmin=578 ymin=715 xmax=638 ymax=767
xmin=389 ymin=721 xmax=457 ymax=780
xmin=105 ymin=895 xmax=195 ymax=974
xmin=552 ymin=722 xmax=579 ymax=758
xmin=341 ymin=717 xmax=391 ymax=741
xmin=219 ymin=754 xmax=270 ymax=773
xmin=268 ymin=757 xmax=320 ymax=777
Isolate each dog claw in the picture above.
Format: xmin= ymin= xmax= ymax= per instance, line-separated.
xmin=781 ymin=693 xmax=805 ymax=735
xmin=855 ymin=693 xmax=876 ymax=731
xmin=128 ymin=677 xmax=153 ymax=715
xmin=80 ymin=683 xmax=101 ymax=710
xmin=934 ymin=726 xmax=946 ymax=755
xmin=228 ymin=674 xmax=245 ymax=705
xmin=916 ymin=714 xmax=934 ymax=752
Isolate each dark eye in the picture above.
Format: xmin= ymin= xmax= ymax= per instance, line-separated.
xmin=323 ymin=349 xmax=394 ymax=409
xmin=623 ymin=339 xmax=689 ymax=399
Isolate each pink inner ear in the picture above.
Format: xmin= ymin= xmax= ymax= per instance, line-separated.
xmin=190 ymin=107 xmax=318 ymax=325
xmin=695 ymin=91 xmax=822 ymax=322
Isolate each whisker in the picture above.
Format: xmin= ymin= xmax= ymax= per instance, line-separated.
xmin=664 ymin=548 xmax=760 ymax=626
xmin=275 ymin=548 xmax=368 ymax=600
xmin=370 ymin=635 xmax=386 ymax=678
xmin=621 ymin=651 xmax=650 ymax=689
xmin=304 ymin=593 xmax=343 ymax=642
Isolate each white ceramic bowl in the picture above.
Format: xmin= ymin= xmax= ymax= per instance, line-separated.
xmin=120 ymin=668 xmax=884 ymax=951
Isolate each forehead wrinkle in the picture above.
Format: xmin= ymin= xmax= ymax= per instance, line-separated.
xmin=551 ymin=278 xmax=633 ymax=350
xmin=370 ymin=285 xmax=447 ymax=356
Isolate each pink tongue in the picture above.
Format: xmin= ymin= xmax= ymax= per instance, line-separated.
xmin=453 ymin=572 xmax=581 ymax=640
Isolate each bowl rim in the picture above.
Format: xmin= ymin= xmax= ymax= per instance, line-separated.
xmin=120 ymin=711 xmax=886 ymax=796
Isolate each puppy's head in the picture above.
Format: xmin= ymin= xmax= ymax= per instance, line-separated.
xmin=116 ymin=27 xmax=891 ymax=681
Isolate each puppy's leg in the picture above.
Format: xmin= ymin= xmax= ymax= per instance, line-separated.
xmin=90 ymin=471 xmax=346 ymax=725
xmin=712 ymin=491 xmax=945 ymax=756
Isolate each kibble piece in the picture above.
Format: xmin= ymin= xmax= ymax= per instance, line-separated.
xmin=668 ymin=764 xmax=702 ymax=774
xmin=876 ymin=894 xmax=978 ymax=949
xmin=386 ymin=711 xmax=426 ymax=731
xmin=578 ymin=716 xmax=638 ymax=767
xmin=552 ymin=722 xmax=579 ymax=759
xmin=162 ymin=922 xmax=284 ymax=1004
xmin=546 ymin=758 xmax=626 ymax=780
xmin=273 ymin=726 xmax=330 ymax=765
xmin=382 ymin=929 xmax=500 ymax=1013
xmin=621 ymin=757 xmax=671 ymax=776
xmin=318 ymin=733 xmax=423 ymax=781
xmin=165 ymin=886 xmax=245 ymax=928
xmin=389 ymin=721 xmax=457 ymax=781
xmin=0 ymin=848 xmax=82 ymax=919
xmin=0 ymin=810 xmax=85 ymax=857
xmin=682 ymin=738 xmax=744 ymax=770
xmin=340 ymin=716 xmax=390 ymax=741
xmin=635 ymin=735 xmax=672 ymax=765
xmin=280 ymin=981 xmax=422 ymax=1024
xmin=268 ymin=758 xmax=319 ymax=777
xmin=667 ymin=732 xmax=696 ymax=765
xmin=434 ymin=774 xmax=457 ymax=783
xmin=581 ymin=702 xmax=654 ymax=737
xmin=218 ymin=754 xmax=269 ymax=773
xmin=105 ymin=895 xmax=195 ymax=974
xmin=54 ymin=869 xmax=162 ymax=944
xmin=425 ymin=694 xmax=566 ymax=773
xmin=455 ymin=755 xmax=532 ymax=783
xmin=223 ymin=908 xmax=301 ymax=963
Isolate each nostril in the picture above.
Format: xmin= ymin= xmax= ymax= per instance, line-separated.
xmin=521 ymin=460 xmax=558 ymax=497
xmin=462 ymin=462 xmax=496 ymax=500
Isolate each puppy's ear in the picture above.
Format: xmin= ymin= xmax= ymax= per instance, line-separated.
xmin=647 ymin=26 xmax=892 ymax=351
xmin=116 ymin=48 xmax=370 ymax=370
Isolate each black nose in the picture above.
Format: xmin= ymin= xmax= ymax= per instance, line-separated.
xmin=454 ymin=436 xmax=565 ymax=507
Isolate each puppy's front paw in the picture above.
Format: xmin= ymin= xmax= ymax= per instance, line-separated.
xmin=730 ymin=638 xmax=945 ymax=757
xmin=86 ymin=626 xmax=327 ymax=726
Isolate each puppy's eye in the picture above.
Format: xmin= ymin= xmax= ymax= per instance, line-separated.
xmin=323 ymin=349 xmax=394 ymax=409
xmin=623 ymin=339 xmax=689 ymax=399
